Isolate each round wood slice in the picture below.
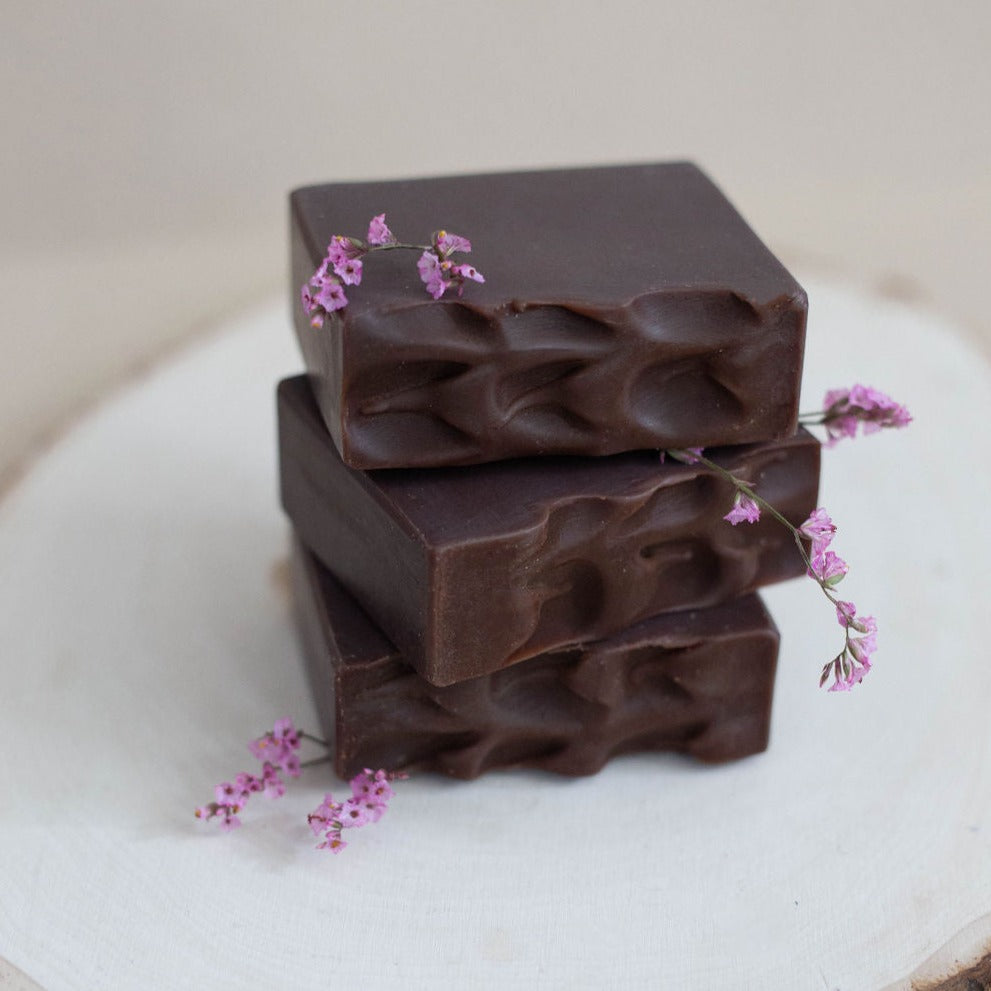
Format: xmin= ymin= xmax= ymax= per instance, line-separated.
xmin=0 ymin=280 xmax=988 ymax=990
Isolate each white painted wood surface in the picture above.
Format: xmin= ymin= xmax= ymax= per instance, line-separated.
xmin=1 ymin=282 xmax=988 ymax=990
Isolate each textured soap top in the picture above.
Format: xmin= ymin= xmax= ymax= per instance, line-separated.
xmin=291 ymin=539 xmax=780 ymax=779
xmin=290 ymin=162 xmax=808 ymax=468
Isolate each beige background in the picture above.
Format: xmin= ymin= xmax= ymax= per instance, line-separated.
xmin=2 ymin=0 xmax=989 ymax=487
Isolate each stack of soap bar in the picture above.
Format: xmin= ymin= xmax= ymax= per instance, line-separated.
xmin=282 ymin=162 xmax=815 ymax=776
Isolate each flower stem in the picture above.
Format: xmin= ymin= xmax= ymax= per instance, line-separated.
xmin=669 ymin=448 xmax=844 ymax=623
xmin=372 ymin=242 xmax=430 ymax=253
xmin=300 ymin=755 xmax=333 ymax=770
xmin=298 ymin=730 xmax=330 ymax=749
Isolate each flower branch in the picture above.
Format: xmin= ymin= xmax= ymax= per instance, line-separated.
xmin=301 ymin=214 xmax=485 ymax=327
xmin=665 ymin=385 xmax=907 ymax=693
xmin=798 ymin=385 xmax=911 ymax=445
xmin=194 ymin=717 xmax=402 ymax=853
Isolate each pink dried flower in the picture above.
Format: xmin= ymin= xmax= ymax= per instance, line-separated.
xmin=317 ymin=832 xmax=348 ymax=854
xmin=848 ymin=630 xmax=877 ymax=665
xmin=234 ymin=771 xmax=262 ymax=798
xmin=810 ymin=550 xmax=848 ymax=586
xmin=335 ymin=257 xmax=363 ymax=286
xmin=272 ymin=717 xmax=300 ymax=749
xmin=280 ymin=753 xmax=301 ymax=778
xmin=218 ymin=806 xmax=242 ymax=831
xmin=824 ymin=654 xmax=872 ymax=692
xmin=326 ymin=235 xmax=365 ymax=267
xmin=835 ymin=600 xmax=858 ymax=627
xmin=308 ymin=768 xmax=399 ymax=853
xmin=367 ymin=214 xmax=396 ymax=246
xmin=302 ymin=218 xmax=483 ymax=318
xmin=819 ymin=385 xmax=912 ymax=445
xmin=450 ymin=262 xmax=485 ymax=296
xmin=214 ymin=781 xmax=241 ymax=805
xmin=799 ymin=508 xmax=836 ymax=557
xmin=260 ymin=762 xmax=285 ymax=799
xmin=821 ymin=601 xmax=878 ymax=690
xmin=418 ymin=250 xmax=449 ymax=300
xmin=196 ymin=726 xmax=404 ymax=851
xmin=249 ymin=717 xmax=301 ymax=766
xmin=434 ymin=230 xmax=472 ymax=256
xmin=352 ymin=768 xmax=395 ymax=807
xmin=723 ymin=492 xmax=761 ymax=525
xmin=337 ymin=797 xmax=374 ymax=828
xmin=301 ymin=284 xmax=318 ymax=316
xmin=308 ymin=796 xmax=344 ymax=837
xmin=313 ymin=278 xmax=348 ymax=313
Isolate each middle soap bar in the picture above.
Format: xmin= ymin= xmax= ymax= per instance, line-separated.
xmin=279 ymin=375 xmax=820 ymax=687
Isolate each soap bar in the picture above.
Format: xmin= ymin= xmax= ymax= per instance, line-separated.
xmin=278 ymin=375 xmax=820 ymax=687
xmin=291 ymin=538 xmax=780 ymax=779
xmin=290 ymin=162 xmax=807 ymax=469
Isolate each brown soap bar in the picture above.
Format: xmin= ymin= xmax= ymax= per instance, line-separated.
xmin=291 ymin=162 xmax=807 ymax=469
xmin=291 ymin=538 xmax=780 ymax=779
xmin=278 ymin=375 xmax=820 ymax=687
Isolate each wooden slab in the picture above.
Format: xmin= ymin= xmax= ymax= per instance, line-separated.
xmin=0 ymin=281 xmax=988 ymax=990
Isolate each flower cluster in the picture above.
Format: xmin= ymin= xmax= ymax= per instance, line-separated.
xmin=194 ymin=718 xmax=303 ymax=830
xmin=195 ymin=719 xmax=400 ymax=853
xmin=307 ymin=768 xmax=400 ymax=854
xmin=826 ymin=600 xmax=878 ymax=692
xmin=800 ymin=384 xmax=912 ymax=446
xmin=666 ymin=384 xmax=909 ymax=692
xmin=416 ymin=229 xmax=485 ymax=300
xmin=301 ymin=214 xmax=484 ymax=328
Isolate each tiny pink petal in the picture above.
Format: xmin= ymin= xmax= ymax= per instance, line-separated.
xmin=334 ymin=257 xmax=363 ymax=286
xmin=799 ymin=508 xmax=836 ymax=557
xmin=301 ymin=285 xmax=316 ymax=315
xmin=219 ymin=808 xmax=242 ymax=831
xmin=317 ymin=831 xmax=347 ymax=853
xmin=273 ymin=718 xmax=300 ymax=749
xmin=435 ymin=230 xmax=472 ymax=255
xmin=338 ymin=797 xmax=372 ymax=828
xmin=811 ymin=551 xmax=848 ymax=584
xmin=214 ymin=781 xmax=241 ymax=804
xmin=326 ymin=235 xmax=364 ymax=266
xmin=724 ymin=493 xmax=760 ymax=525
xmin=314 ymin=280 xmax=348 ymax=312
xmin=835 ymin=600 xmax=858 ymax=628
xmin=450 ymin=262 xmax=484 ymax=284
xmin=367 ymin=214 xmax=396 ymax=246
xmin=418 ymin=251 xmax=449 ymax=299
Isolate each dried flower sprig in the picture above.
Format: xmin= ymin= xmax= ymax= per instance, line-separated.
xmin=195 ymin=718 xmax=400 ymax=852
xmin=666 ymin=384 xmax=910 ymax=693
xmin=307 ymin=768 xmax=406 ymax=854
xmin=301 ymin=214 xmax=485 ymax=327
xmin=798 ymin=384 xmax=911 ymax=446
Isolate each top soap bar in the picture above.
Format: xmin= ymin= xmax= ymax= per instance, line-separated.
xmin=291 ymin=162 xmax=807 ymax=469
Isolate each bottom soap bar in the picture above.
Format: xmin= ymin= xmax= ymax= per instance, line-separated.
xmin=291 ymin=538 xmax=780 ymax=780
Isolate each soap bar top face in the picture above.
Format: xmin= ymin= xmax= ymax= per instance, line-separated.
xmin=278 ymin=375 xmax=820 ymax=687
xmin=291 ymin=539 xmax=780 ymax=780
xmin=290 ymin=162 xmax=807 ymax=469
